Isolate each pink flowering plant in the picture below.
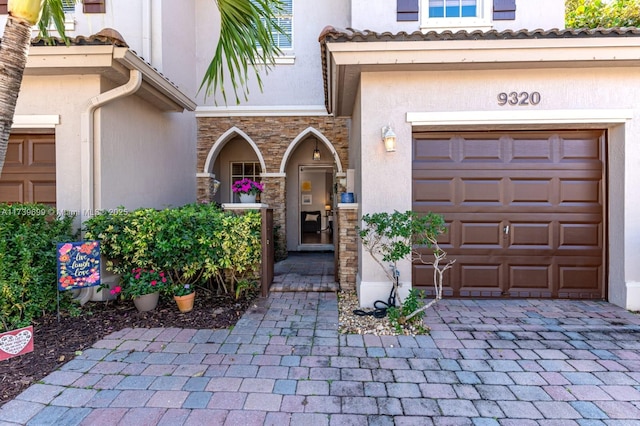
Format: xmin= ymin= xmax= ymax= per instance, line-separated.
xmin=231 ymin=178 xmax=264 ymax=195
xmin=111 ymin=267 xmax=171 ymax=299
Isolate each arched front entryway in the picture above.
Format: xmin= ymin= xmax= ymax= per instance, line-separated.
xmin=281 ymin=127 xmax=344 ymax=252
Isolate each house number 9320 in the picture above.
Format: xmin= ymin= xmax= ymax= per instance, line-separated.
xmin=497 ymin=91 xmax=541 ymax=106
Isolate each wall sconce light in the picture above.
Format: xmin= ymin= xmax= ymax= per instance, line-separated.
xmin=312 ymin=139 xmax=321 ymax=160
xmin=381 ymin=125 xmax=397 ymax=152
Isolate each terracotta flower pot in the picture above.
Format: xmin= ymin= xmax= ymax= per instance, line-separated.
xmin=174 ymin=292 xmax=196 ymax=313
xmin=133 ymin=292 xmax=159 ymax=312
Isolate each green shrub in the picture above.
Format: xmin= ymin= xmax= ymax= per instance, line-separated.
xmin=84 ymin=203 xmax=262 ymax=296
xmin=566 ymin=0 xmax=640 ymax=28
xmin=0 ymin=203 xmax=78 ymax=332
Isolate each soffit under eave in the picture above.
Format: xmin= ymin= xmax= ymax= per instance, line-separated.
xmin=23 ymin=45 xmax=196 ymax=112
xmin=327 ymin=52 xmax=640 ymax=117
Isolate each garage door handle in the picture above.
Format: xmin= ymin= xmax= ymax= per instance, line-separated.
xmin=503 ymin=225 xmax=510 ymax=235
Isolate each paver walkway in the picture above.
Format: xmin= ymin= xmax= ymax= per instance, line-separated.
xmin=1 ymin=291 xmax=640 ymax=425
xmin=270 ymin=252 xmax=339 ymax=292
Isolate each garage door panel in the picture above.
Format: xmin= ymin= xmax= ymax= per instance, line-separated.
xmin=0 ymin=181 xmax=25 ymax=203
xmin=561 ymin=138 xmax=601 ymax=162
xmin=460 ymin=222 xmax=503 ymax=248
xmin=414 ymin=138 xmax=456 ymax=162
xmin=558 ymin=261 xmax=602 ymax=299
xmin=30 ymin=139 xmax=56 ymax=167
xmin=5 ymin=139 xmax=24 ymax=167
xmin=0 ymin=134 xmax=55 ymax=205
xmin=509 ymin=223 xmax=552 ymax=249
xmin=559 ymin=179 xmax=600 ymax=205
xmin=510 ymin=179 xmax=553 ymax=205
xmin=509 ymin=265 xmax=551 ymax=290
xmin=512 ymin=138 xmax=552 ymax=162
xmin=460 ymin=262 xmax=503 ymax=291
xmin=30 ymin=180 xmax=56 ymax=205
xmin=413 ymin=130 xmax=604 ymax=299
xmin=461 ymin=178 xmax=503 ymax=204
xmin=461 ymin=138 xmax=505 ymax=162
xmin=414 ymin=179 xmax=454 ymax=204
xmin=559 ymin=222 xmax=601 ymax=249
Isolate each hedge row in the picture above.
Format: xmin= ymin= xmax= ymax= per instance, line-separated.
xmin=0 ymin=204 xmax=77 ymax=332
xmin=83 ymin=203 xmax=262 ymax=296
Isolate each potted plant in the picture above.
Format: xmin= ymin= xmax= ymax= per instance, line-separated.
xmin=173 ymin=283 xmax=196 ymax=313
xmin=232 ymin=178 xmax=264 ymax=203
xmin=112 ymin=267 xmax=171 ymax=312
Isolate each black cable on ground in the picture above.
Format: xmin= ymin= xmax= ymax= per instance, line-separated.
xmin=352 ymin=278 xmax=397 ymax=319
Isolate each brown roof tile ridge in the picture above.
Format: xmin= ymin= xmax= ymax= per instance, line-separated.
xmin=31 ymin=27 xmax=129 ymax=47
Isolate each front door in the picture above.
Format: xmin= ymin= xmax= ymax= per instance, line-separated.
xmin=412 ymin=130 xmax=605 ymax=299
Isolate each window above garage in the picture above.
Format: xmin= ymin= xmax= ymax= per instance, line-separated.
xmin=422 ymin=0 xmax=493 ymax=31
xmin=397 ymin=0 xmax=516 ymax=32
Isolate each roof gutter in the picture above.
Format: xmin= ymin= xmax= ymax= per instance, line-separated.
xmin=80 ymin=68 xmax=143 ymax=225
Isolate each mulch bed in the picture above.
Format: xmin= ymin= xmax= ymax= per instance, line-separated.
xmin=0 ymin=291 xmax=257 ymax=407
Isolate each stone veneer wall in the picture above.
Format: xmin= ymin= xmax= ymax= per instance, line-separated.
xmin=336 ymin=204 xmax=359 ymax=291
xmin=197 ymin=115 xmax=349 ymax=262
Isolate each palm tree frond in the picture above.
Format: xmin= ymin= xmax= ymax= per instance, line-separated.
xmin=38 ymin=0 xmax=76 ymax=45
xmin=200 ymin=0 xmax=286 ymax=105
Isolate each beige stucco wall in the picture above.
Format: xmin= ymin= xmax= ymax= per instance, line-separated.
xmin=13 ymin=73 xmax=195 ymax=225
xmin=354 ymin=66 xmax=640 ymax=309
xmin=98 ymin=91 xmax=196 ymax=211
xmin=194 ymin=0 xmax=350 ymax=107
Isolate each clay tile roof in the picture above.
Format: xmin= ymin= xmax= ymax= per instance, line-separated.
xmin=319 ymin=26 xmax=640 ymax=114
xmin=319 ymin=26 xmax=640 ymax=44
xmin=31 ymin=27 xmax=129 ymax=47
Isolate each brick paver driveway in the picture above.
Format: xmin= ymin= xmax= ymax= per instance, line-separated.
xmin=1 ymin=293 xmax=639 ymax=425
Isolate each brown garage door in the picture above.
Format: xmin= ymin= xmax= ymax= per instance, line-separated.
xmin=413 ymin=131 xmax=605 ymax=299
xmin=0 ymin=133 xmax=56 ymax=205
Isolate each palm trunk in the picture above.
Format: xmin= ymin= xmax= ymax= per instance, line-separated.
xmin=0 ymin=16 xmax=32 ymax=177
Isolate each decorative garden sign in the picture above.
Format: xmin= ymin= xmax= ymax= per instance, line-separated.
xmin=57 ymin=241 xmax=101 ymax=291
xmin=0 ymin=326 xmax=34 ymax=362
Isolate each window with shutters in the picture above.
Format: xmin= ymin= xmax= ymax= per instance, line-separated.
xmin=420 ymin=0 xmax=493 ymax=31
xmin=83 ymin=0 xmax=105 ymax=14
xmin=62 ymin=0 xmax=76 ymax=13
xmin=251 ymin=0 xmax=293 ymax=64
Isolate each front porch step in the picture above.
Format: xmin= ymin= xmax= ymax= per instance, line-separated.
xmin=270 ymin=280 xmax=339 ymax=292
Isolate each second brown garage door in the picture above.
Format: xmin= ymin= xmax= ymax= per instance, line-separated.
xmin=0 ymin=133 xmax=56 ymax=205
xmin=413 ymin=130 xmax=605 ymax=299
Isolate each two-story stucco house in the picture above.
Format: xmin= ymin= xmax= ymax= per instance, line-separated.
xmin=2 ymin=0 xmax=640 ymax=311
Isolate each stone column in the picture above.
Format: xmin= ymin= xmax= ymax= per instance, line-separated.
xmin=261 ymin=175 xmax=287 ymax=260
xmin=196 ymin=173 xmax=219 ymax=204
xmin=337 ymin=203 xmax=359 ymax=291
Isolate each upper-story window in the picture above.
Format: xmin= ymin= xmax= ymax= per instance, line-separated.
xmin=421 ymin=0 xmax=493 ymax=31
xmin=62 ymin=0 xmax=76 ymax=13
xmin=252 ymin=0 xmax=292 ymax=50
xmin=273 ymin=0 xmax=292 ymax=50
xmin=251 ymin=0 xmax=293 ymax=64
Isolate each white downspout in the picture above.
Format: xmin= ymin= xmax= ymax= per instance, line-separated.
xmin=142 ymin=0 xmax=152 ymax=61
xmin=77 ymin=69 xmax=142 ymax=306
xmin=80 ymin=69 xmax=142 ymax=224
